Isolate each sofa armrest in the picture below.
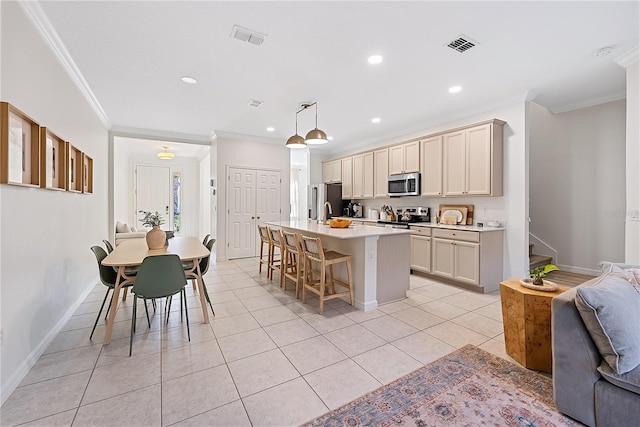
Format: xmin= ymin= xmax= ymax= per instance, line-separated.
xmin=552 ymin=287 xmax=601 ymax=427
xmin=115 ymin=232 xmax=147 ymax=245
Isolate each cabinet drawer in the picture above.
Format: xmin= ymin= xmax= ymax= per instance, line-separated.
xmin=409 ymin=226 xmax=431 ymax=236
xmin=432 ymin=228 xmax=479 ymax=242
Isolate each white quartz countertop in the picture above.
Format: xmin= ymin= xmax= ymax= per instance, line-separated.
xmin=266 ymin=220 xmax=410 ymax=239
xmin=335 ymin=217 xmax=504 ymax=232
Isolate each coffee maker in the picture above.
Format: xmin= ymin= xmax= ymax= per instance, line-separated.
xmin=353 ymin=203 xmax=363 ymax=218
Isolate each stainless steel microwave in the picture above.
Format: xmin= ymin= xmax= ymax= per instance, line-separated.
xmin=388 ymin=172 xmax=420 ymax=197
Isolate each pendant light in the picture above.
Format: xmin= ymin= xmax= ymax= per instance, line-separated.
xmin=303 ymin=102 xmax=328 ymax=144
xmin=285 ymin=112 xmax=306 ymax=149
xmin=157 ymin=146 xmax=174 ymax=160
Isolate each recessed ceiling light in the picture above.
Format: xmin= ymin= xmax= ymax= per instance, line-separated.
xmin=448 ymin=86 xmax=462 ymax=93
xmin=266 ymin=127 xmax=275 ymax=132
xmin=327 ymin=136 xmax=334 ymax=141
xmin=181 ymin=76 xmax=197 ymax=84
xmin=368 ymin=54 xmax=383 ymax=64
xmin=371 ymin=117 xmax=381 ymax=124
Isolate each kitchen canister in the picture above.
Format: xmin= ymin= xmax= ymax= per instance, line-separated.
xmin=368 ymin=209 xmax=380 ymax=220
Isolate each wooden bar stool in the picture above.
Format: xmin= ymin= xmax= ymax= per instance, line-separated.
xmin=282 ymin=230 xmax=304 ymax=297
xmin=300 ymin=235 xmax=354 ymax=314
xmin=257 ymin=224 xmax=271 ymax=275
xmin=267 ymin=227 xmax=284 ymax=285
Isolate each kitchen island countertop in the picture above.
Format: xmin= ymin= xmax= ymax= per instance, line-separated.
xmin=266 ymin=220 xmax=410 ymax=239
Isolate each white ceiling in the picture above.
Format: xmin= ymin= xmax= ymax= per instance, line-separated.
xmin=114 ymin=137 xmax=210 ymax=159
xmin=35 ymin=1 xmax=639 ymax=154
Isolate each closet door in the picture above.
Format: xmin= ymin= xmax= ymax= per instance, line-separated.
xmin=227 ymin=167 xmax=257 ymax=259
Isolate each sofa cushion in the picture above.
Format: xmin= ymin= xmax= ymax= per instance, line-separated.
xmin=598 ymin=361 xmax=640 ymax=395
xmin=116 ymin=221 xmax=131 ymax=233
xmin=575 ymin=273 xmax=640 ymax=374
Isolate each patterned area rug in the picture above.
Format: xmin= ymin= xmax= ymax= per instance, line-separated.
xmin=303 ymin=345 xmax=580 ymax=426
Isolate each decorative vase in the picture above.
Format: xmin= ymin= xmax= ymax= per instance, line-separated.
xmin=146 ymin=226 xmax=166 ymax=250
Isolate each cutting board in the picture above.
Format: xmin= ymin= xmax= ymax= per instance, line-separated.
xmin=439 ymin=204 xmax=474 ymax=225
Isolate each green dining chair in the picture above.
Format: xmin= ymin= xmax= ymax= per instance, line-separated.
xmin=185 ymin=238 xmax=216 ymax=316
xmin=129 ymin=254 xmax=190 ymax=356
xmin=90 ymin=246 xmax=149 ymax=340
xmin=102 ymin=239 xmax=114 ymax=254
xmin=202 ymin=233 xmax=211 ymax=245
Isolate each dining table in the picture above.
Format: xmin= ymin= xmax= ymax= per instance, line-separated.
xmin=101 ymin=236 xmax=210 ymax=345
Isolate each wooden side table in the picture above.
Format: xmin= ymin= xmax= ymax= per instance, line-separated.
xmin=500 ymin=278 xmax=569 ymax=373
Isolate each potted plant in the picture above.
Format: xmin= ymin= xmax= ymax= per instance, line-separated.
xmin=529 ymin=264 xmax=559 ymax=286
xmin=139 ymin=210 xmax=166 ymax=249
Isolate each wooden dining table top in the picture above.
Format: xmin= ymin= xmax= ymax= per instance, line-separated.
xmin=102 ymin=236 xmax=209 ymax=267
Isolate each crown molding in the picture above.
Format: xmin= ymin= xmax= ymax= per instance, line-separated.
xmin=19 ymin=1 xmax=110 ymax=128
xmin=615 ymin=46 xmax=640 ymax=68
xmin=548 ymin=91 xmax=626 ymax=114
xmin=214 ymin=130 xmax=284 ymax=145
xmin=109 ymin=126 xmax=212 ymax=145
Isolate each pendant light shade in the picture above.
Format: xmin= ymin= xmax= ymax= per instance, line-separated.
xmin=285 ymin=101 xmax=328 ymax=148
xmin=286 ymin=134 xmax=306 ymax=149
xmin=305 ymin=128 xmax=328 ymax=145
xmin=157 ymin=146 xmax=174 ymax=160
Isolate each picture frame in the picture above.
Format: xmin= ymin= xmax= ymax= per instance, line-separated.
xmin=65 ymin=142 xmax=83 ymax=193
xmin=82 ymin=153 xmax=93 ymax=194
xmin=39 ymin=127 xmax=66 ymax=191
xmin=0 ymin=102 xmax=41 ymax=187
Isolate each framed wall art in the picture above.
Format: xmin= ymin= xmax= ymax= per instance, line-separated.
xmin=39 ymin=127 xmax=67 ymax=191
xmin=66 ymin=143 xmax=83 ymax=193
xmin=0 ymin=102 xmax=41 ymax=187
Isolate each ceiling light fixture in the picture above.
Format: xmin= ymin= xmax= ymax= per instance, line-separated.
xmin=266 ymin=127 xmax=275 ymax=132
xmin=285 ymin=112 xmax=306 ymax=150
xmin=157 ymin=146 xmax=174 ymax=160
xmin=368 ymin=54 xmax=383 ymax=64
xmin=448 ymin=86 xmax=462 ymax=93
xmin=286 ymin=102 xmax=328 ymax=148
xmin=181 ymin=76 xmax=197 ymax=84
xmin=371 ymin=117 xmax=381 ymax=124
xmin=327 ymin=136 xmax=334 ymax=141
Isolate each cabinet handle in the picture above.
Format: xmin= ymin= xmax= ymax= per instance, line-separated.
xmin=252 ymin=216 xmax=255 ymax=220
xmin=257 ymin=216 xmax=261 ymax=220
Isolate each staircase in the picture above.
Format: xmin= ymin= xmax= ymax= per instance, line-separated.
xmin=529 ymin=243 xmax=553 ymax=270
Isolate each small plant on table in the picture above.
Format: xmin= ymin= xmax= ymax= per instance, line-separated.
xmin=529 ymin=264 xmax=559 ymax=286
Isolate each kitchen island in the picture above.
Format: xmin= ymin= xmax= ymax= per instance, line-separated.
xmin=266 ymin=220 xmax=411 ymax=311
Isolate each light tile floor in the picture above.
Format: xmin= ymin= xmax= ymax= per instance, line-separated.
xmin=1 ymin=257 xmax=517 ymax=427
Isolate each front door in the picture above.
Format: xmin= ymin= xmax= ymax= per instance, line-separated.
xmin=135 ymin=165 xmax=171 ymax=228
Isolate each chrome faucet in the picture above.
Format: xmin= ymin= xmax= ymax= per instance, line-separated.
xmin=322 ymin=201 xmax=333 ymax=225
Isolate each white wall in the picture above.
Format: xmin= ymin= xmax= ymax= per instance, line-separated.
xmin=624 ymin=60 xmax=640 ymax=264
xmin=199 ymin=154 xmax=211 ymax=240
xmin=215 ymin=136 xmax=290 ymax=259
xmin=0 ymin=2 xmax=108 ymax=400
xmin=112 ymin=142 xmax=205 ymax=238
xmin=529 ymin=100 xmax=626 ymax=272
xmin=313 ymin=101 xmax=529 ymax=280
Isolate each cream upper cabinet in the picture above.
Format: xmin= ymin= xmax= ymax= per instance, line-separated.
xmin=420 ymin=136 xmax=443 ymax=196
xmin=352 ymin=152 xmax=374 ymax=199
xmin=322 ymin=159 xmax=342 ymax=183
xmin=442 ymin=120 xmax=504 ymax=196
xmin=389 ymin=141 xmax=420 ymax=175
xmin=341 ymin=157 xmax=353 ymax=199
xmin=374 ymin=148 xmax=389 ymax=197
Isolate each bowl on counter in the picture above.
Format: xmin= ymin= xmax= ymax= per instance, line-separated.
xmin=329 ymin=218 xmax=352 ymax=228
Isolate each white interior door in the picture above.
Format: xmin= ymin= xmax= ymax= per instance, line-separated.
xmin=255 ymin=170 xmax=281 ymax=254
xmin=135 ymin=165 xmax=171 ymax=228
xmin=227 ymin=168 xmax=257 ymax=259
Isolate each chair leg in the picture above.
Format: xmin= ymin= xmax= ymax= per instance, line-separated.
xmin=130 ymin=295 xmax=137 ymax=356
xmin=259 ymin=242 xmax=264 ymax=273
xmin=347 ymin=259 xmax=354 ymax=306
xmin=152 ymin=299 xmax=157 ymax=312
xmin=328 ymin=264 xmax=337 ymax=294
xmin=202 ymin=280 xmax=216 ymax=316
xmin=90 ymin=287 xmax=111 ymax=340
xmin=104 ymin=291 xmax=114 ymax=320
xmin=180 ymin=291 xmax=184 ymax=322
xmin=192 ymin=279 xmax=196 ymax=291
xmin=183 ymin=288 xmax=191 ymax=342
xmin=319 ymin=265 xmax=326 ymax=314
xmin=144 ymin=299 xmax=151 ymax=329
xmin=166 ymin=295 xmax=173 ymax=325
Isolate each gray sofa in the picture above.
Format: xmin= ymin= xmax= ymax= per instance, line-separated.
xmin=552 ymin=267 xmax=640 ymax=426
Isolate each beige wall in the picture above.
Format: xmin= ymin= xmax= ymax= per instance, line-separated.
xmin=529 ymin=100 xmax=626 ymax=272
xmin=0 ymin=2 xmax=108 ymax=400
xmin=625 ymin=60 xmax=640 ymax=264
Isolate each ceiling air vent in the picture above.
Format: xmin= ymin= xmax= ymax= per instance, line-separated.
xmin=248 ymin=99 xmax=263 ymax=108
xmin=447 ymin=35 xmax=478 ymax=53
xmin=231 ymin=25 xmax=266 ymax=46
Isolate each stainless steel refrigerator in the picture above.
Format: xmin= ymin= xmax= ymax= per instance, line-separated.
xmin=308 ymin=183 xmax=344 ymax=220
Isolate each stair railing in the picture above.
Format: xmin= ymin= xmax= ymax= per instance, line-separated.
xmin=529 ymin=232 xmax=558 ymax=264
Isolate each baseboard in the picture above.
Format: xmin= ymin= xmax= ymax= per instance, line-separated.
xmin=556 ymin=264 xmax=601 ymax=276
xmin=357 ymin=299 xmax=379 ymax=312
xmin=0 ymin=276 xmax=98 ymax=406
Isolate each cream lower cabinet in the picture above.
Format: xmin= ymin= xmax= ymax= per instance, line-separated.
xmin=410 ymin=227 xmax=431 ymax=273
xmin=430 ymin=228 xmax=504 ymax=293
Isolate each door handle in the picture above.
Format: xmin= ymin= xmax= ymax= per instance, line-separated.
xmin=252 ymin=217 xmax=255 ymax=220
xmin=257 ymin=216 xmax=261 ymax=220
xmin=166 ymin=205 xmax=169 ymax=214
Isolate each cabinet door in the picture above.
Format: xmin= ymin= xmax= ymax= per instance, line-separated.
xmin=352 ymin=154 xmax=364 ymax=198
xmin=454 ymin=241 xmax=480 ymax=285
xmin=404 ymin=141 xmax=420 ymax=173
xmin=330 ymin=160 xmax=342 ymax=182
xmin=374 ymin=149 xmax=388 ymax=197
xmin=410 ymin=235 xmax=431 ymax=273
xmin=322 ymin=162 xmax=331 ymax=183
xmin=421 ymin=136 xmax=442 ymax=196
xmin=443 ymin=130 xmax=466 ymax=196
xmin=466 ymin=124 xmax=492 ymax=195
xmin=431 ymin=238 xmax=455 ymax=279
xmin=362 ymin=152 xmax=374 ymax=198
xmin=389 ymin=145 xmax=405 ymax=175
xmin=341 ymin=157 xmax=353 ymax=199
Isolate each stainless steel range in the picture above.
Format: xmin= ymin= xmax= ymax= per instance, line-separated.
xmin=377 ymin=207 xmax=431 ymax=229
